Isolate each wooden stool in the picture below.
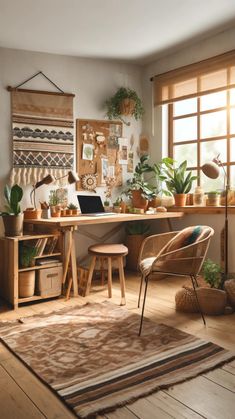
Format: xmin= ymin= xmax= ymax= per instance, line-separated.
xmin=86 ymin=244 xmax=128 ymax=305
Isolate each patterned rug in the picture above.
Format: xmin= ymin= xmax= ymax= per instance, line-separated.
xmin=0 ymin=302 xmax=234 ymax=418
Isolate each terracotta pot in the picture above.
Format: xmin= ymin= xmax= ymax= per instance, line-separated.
xmin=196 ymin=287 xmax=227 ymax=315
xmin=60 ymin=209 xmax=67 ymax=217
xmin=120 ymin=201 xmax=127 ymax=213
xmin=126 ymin=234 xmax=145 ymax=271
xmin=174 ymin=194 xmax=187 ymax=207
xmin=2 ymin=213 xmax=24 ymax=237
xmin=66 ymin=209 xmax=73 ymax=216
xmin=51 ymin=210 xmax=61 ymax=218
xmin=72 ymin=209 xmax=79 ymax=215
xmin=19 ymin=271 xmax=35 ymax=298
xmin=24 ymin=208 xmax=42 ymax=220
xmin=119 ymin=98 xmax=135 ymax=116
xmin=148 ymin=196 xmax=162 ymax=208
xmin=131 ymin=190 xmax=148 ymax=210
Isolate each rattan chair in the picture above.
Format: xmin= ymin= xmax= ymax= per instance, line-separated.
xmin=138 ymin=226 xmax=214 ymax=335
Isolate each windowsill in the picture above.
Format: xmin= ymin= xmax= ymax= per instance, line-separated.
xmin=168 ymin=206 xmax=235 ymax=214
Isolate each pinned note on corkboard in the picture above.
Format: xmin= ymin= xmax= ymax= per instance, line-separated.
xmin=76 ymin=119 xmax=123 ymax=191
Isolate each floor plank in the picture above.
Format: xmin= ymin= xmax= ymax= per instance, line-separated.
xmin=165 ymin=375 xmax=235 ymax=419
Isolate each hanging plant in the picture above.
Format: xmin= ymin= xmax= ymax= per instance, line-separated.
xmin=104 ymin=87 xmax=144 ymax=123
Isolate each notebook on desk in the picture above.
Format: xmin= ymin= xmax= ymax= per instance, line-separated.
xmin=77 ymin=195 xmax=115 ymax=216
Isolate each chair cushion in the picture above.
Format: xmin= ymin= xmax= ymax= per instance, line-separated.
xmin=140 ymin=257 xmax=156 ymax=276
xmin=164 ymin=226 xmax=203 ymax=253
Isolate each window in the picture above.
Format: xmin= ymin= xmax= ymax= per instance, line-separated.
xmin=153 ymin=50 xmax=235 ymax=191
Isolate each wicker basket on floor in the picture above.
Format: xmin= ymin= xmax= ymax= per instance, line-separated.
xmin=175 ymin=286 xmax=199 ymax=313
xmin=196 ymin=287 xmax=227 ymax=315
xmin=224 ymin=279 xmax=235 ymax=308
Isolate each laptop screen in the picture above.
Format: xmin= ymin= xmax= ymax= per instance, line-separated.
xmin=77 ymin=195 xmax=105 ymax=214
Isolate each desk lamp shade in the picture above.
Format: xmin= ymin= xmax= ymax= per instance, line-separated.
xmin=201 ymin=162 xmax=220 ymax=179
xmin=31 ymin=171 xmax=79 ymax=208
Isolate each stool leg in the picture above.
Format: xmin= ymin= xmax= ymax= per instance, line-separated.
xmin=85 ymin=256 xmax=97 ymax=296
xmin=100 ymin=257 xmax=105 ymax=286
xmin=107 ymin=257 xmax=112 ymax=298
xmin=118 ymin=256 xmax=126 ymax=306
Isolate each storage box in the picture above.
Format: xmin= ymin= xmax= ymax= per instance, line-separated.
xmin=36 ymin=265 xmax=63 ymax=297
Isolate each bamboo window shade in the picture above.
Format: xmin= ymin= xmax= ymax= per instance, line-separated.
xmin=153 ymin=49 xmax=235 ymax=106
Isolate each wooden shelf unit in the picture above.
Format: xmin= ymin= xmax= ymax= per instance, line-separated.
xmin=0 ymin=233 xmax=63 ymax=309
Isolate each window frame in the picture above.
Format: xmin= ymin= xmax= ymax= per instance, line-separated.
xmin=168 ymin=85 xmax=235 ymax=187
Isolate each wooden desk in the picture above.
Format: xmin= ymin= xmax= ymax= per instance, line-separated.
xmin=24 ymin=212 xmax=183 ymax=297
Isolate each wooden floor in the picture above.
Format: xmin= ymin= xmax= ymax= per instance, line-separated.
xmin=0 ymin=273 xmax=234 ymax=419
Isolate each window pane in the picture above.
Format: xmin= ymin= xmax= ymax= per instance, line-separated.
xmin=230 ymin=165 xmax=235 ymax=188
xmin=200 ymin=139 xmax=227 ymax=165
xmin=200 ymin=91 xmax=226 ymax=111
xmin=174 ymin=98 xmax=197 ymax=116
xmin=174 ymin=116 xmax=197 ymax=142
xmin=230 ymin=138 xmax=235 ymax=162
xmin=173 ymin=143 xmax=197 ymax=167
xmin=200 ymin=110 xmax=226 ymax=138
xmin=230 ymin=108 xmax=235 ymax=134
xmin=201 ymin=171 xmax=224 ymax=192
xmin=230 ymin=89 xmax=235 ymax=105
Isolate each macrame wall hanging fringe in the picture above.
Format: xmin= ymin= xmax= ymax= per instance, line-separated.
xmin=8 ymin=73 xmax=75 ymax=186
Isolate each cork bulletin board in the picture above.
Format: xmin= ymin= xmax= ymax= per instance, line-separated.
xmin=76 ymin=119 xmax=123 ymax=191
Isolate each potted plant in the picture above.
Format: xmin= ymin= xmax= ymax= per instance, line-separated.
xmin=125 ymin=155 xmax=156 ymax=210
xmin=104 ymin=87 xmax=144 ymax=123
xmin=0 ymin=184 xmax=24 ymax=236
xmin=206 ymin=191 xmax=221 ymax=206
xmin=125 ymin=222 xmax=150 ymax=271
xmin=67 ymin=203 xmax=79 ymax=215
xmin=197 ymin=259 xmax=227 ymax=315
xmin=19 ymin=244 xmax=37 ymax=268
xmin=148 ymin=158 xmax=172 ymax=207
xmin=49 ymin=190 xmax=61 ymax=217
xmin=163 ymin=159 xmax=197 ymax=207
xmin=113 ymin=197 xmax=122 ymax=213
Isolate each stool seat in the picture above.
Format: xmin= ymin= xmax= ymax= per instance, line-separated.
xmin=89 ymin=243 xmax=128 ymax=256
xmin=85 ymin=243 xmax=128 ymax=305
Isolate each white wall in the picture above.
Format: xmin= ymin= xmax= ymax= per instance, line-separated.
xmin=142 ymin=26 xmax=235 ymax=271
xmin=0 ymin=47 xmax=143 ymax=258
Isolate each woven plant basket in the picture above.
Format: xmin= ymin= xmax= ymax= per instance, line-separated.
xmin=196 ymin=287 xmax=227 ymax=315
xmin=224 ymin=279 xmax=235 ymax=308
xmin=175 ymin=287 xmax=199 ymax=313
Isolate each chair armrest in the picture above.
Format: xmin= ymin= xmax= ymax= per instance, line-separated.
xmin=138 ymin=231 xmax=179 ymax=266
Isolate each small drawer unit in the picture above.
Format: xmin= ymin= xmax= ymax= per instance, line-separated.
xmin=36 ymin=265 xmax=63 ymax=297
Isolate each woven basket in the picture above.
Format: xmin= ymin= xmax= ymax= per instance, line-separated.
xmin=224 ymin=279 xmax=235 ymax=308
xmin=196 ymin=287 xmax=227 ymax=315
xmin=175 ymin=287 xmax=199 ymax=313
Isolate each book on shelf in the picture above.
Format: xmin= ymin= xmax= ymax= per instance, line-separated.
xmin=36 ymin=238 xmax=48 ymax=257
xmin=36 ymin=258 xmax=61 ymax=266
xmin=44 ymin=236 xmax=58 ymax=254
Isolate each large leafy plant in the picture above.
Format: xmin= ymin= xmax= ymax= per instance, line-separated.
xmin=125 ymin=221 xmax=150 ymax=235
xmin=104 ymin=87 xmax=144 ymax=121
xmin=0 ymin=184 xmax=23 ymax=216
xmin=125 ymin=155 xmax=156 ymax=200
xmin=163 ymin=160 xmax=197 ymax=194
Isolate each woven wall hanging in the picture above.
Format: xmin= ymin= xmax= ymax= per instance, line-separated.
xmin=8 ymin=71 xmax=75 ymax=186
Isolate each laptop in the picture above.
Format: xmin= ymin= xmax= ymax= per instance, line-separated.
xmin=77 ymin=195 xmax=115 ymax=216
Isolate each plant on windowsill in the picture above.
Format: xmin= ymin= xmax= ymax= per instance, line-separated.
xmin=163 ymin=159 xmax=197 ymax=207
xmin=104 ymin=87 xmax=144 ymax=125
xmin=0 ymin=184 xmax=24 ymax=236
xmin=206 ymin=191 xmax=221 ymax=207
xmin=196 ymin=258 xmax=227 ymax=315
xmin=148 ymin=157 xmax=172 ymax=207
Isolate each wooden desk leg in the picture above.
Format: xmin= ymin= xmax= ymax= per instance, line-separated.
xmin=166 ymin=218 xmax=173 ymax=231
xmin=70 ymin=234 xmax=78 ymax=296
xmin=62 ymin=229 xmax=73 ymax=285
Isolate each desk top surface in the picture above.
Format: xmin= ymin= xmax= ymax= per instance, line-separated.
xmin=24 ymin=211 xmax=183 ymax=227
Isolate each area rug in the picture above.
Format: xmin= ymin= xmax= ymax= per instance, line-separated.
xmin=0 ymin=302 xmax=234 ymax=418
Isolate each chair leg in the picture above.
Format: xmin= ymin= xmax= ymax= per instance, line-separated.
xmin=138 ymin=274 xmax=144 ymax=308
xmin=190 ymin=274 xmax=206 ymax=325
xmin=107 ymin=257 xmax=112 ymax=298
xmin=138 ymin=275 xmax=149 ymax=336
